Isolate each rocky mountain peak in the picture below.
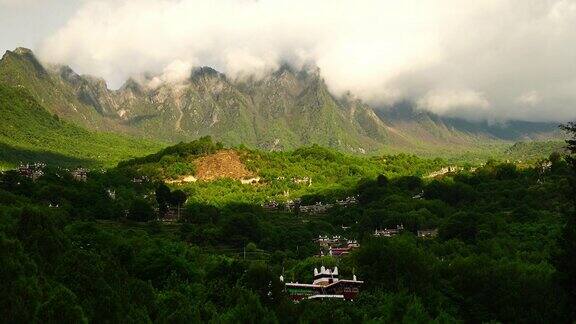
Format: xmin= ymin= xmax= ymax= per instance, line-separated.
xmin=2 ymin=47 xmax=48 ymax=78
xmin=119 ymin=78 xmax=144 ymax=95
xmin=58 ymin=65 xmax=82 ymax=85
xmin=191 ymin=66 xmax=225 ymax=80
xmin=13 ymin=47 xmax=34 ymax=56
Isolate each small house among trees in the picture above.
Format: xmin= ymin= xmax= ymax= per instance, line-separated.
xmin=71 ymin=168 xmax=88 ymax=182
xmin=18 ymin=162 xmax=45 ymax=181
xmin=374 ymin=225 xmax=405 ymax=237
xmin=417 ymin=228 xmax=439 ymax=239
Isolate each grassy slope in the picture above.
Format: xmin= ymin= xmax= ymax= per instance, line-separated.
xmin=0 ymin=49 xmax=105 ymax=129
xmin=0 ymin=84 xmax=163 ymax=169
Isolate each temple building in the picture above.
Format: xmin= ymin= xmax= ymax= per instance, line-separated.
xmin=281 ymin=266 xmax=363 ymax=302
xmin=316 ymin=235 xmax=342 ymax=248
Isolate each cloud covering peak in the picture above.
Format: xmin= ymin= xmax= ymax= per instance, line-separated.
xmin=37 ymin=0 xmax=576 ymax=122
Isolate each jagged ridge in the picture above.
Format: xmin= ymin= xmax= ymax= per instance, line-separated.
xmin=0 ymin=48 xmax=563 ymax=154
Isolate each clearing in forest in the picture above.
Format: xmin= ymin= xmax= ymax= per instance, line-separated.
xmin=194 ymin=149 xmax=256 ymax=181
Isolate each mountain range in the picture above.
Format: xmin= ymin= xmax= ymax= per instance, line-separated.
xmin=0 ymin=47 xmax=564 ymax=155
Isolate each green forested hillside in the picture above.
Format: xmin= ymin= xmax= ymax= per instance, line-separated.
xmin=0 ymin=136 xmax=574 ymax=322
xmin=118 ymin=138 xmax=447 ymax=206
xmin=0 ymin=48 xmax=123 ymax=131
xmin=0 ymin=84 xmax=162 ymax=169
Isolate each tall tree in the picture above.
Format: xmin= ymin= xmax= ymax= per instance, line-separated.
xmin=561 ymin=122 xmax=576 ymax=169
xmin=155 ymin=183 xmax=171 ymax=216
xmin=170 ymin=190 xmax=187 ymax=220
xmin=555 ymin=123 xmax=576 ymax=314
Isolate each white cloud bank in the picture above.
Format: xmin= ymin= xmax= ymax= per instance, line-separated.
xmin=0 ymin=0 xmax=41 ymax=6
xmin=38 ymin=0 xmax=576 ymax=122
xmin=417 ymin=90 xmax=491 ymax=117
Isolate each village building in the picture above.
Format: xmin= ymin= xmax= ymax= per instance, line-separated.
xmin=328 ymin=247 xmax=350 ymax=257
xmin=262 ymin=200 xmax=280 ymax=211
xmin=263 ymin=198 xmax=310 ymax=212
xmin=162 ymin=208 xmax=179 ymax=222
xmin=335 ymin=195 xmax=359 ymax=206
xmin=18 ymin=162 xmax=45 ymax=181
xmin=132 ymin=176 xmax=149 ymax=184
xmin=298 ymin=195 xmax=358 ymax=214
xmin=106 ymin=189 xmax=116 ymax=200
xmin=240 ymin=177 xmax=261 ymax=185
xmin=327 ymin=240 xmax=359 ymax=257
xmin=316 ymin=236 xmax=359 ymax=257
xmin=425 ymin=166 xmax=463 ymax=178
xmin=165 ymin=175 xmax=197 ymax=185
xmin=262 ymin=195 xmax=358 ymax=215
xmin=282 ymin=266 xmax=363 ymax=302
xmin=412 ymin=191 xmax=424 ymax=199
xmin=285 ymin=198 xmax=301 ymax=212
xmin=292 ymin=177 xmax=312 ymax=186
xmin=71 ymin=168 xmax=88 ymax=182
xmin=346 ymin=240 xmax=359 ymax=248
xmin=299 ymin=202 xmax=333 ymax=214
xmin=374 ymin=224 xmax=405 ymax=237
xmin=417 ymin=228 xmax=439 ymax=239
xmin=316 ymin=235 xmax=342 ymax=248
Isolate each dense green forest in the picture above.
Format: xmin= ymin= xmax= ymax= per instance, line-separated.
xmin=0 ymin=84 xmax=162 ymax=170
xmin=1 ymin=133 xmax=575 ymax=323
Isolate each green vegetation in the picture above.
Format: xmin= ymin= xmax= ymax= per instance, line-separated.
xmin=0 ymin=84 xmax=163 ymax=169
xmin=120 ymin=139 xmax=445 ymax=206
xmin=0 ymin=47 xmax=118 ymax=130
xmin=118 ymin=136 xmax=222 ymax=179
xmin=1 ymin=132 xmax=575 ymax=322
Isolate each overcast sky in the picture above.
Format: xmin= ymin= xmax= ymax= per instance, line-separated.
xmin=1 ymin=0 xmax=575 ymax=122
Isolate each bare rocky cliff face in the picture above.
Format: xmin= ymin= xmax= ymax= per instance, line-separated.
xmin=0 ymin=48 xmax=562 ymax=153
xmin=4 ymin=49 xmax=388 ymax=151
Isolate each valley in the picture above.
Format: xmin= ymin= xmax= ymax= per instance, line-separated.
xmin=0 ymin=47 xmax=573 ymax=323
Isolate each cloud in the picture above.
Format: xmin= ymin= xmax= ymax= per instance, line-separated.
xmin=516 ymin=91 xmax=542 ymax=107
xmin=0 ymin=0 xmax=40 ymax=7
xmin=37 ymin=0 xmax=576 ymax=122
xmin=147 ymin=59 xmax=194 ymax=89
xmin=418 ymin=90 xmax=490 ymax=116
